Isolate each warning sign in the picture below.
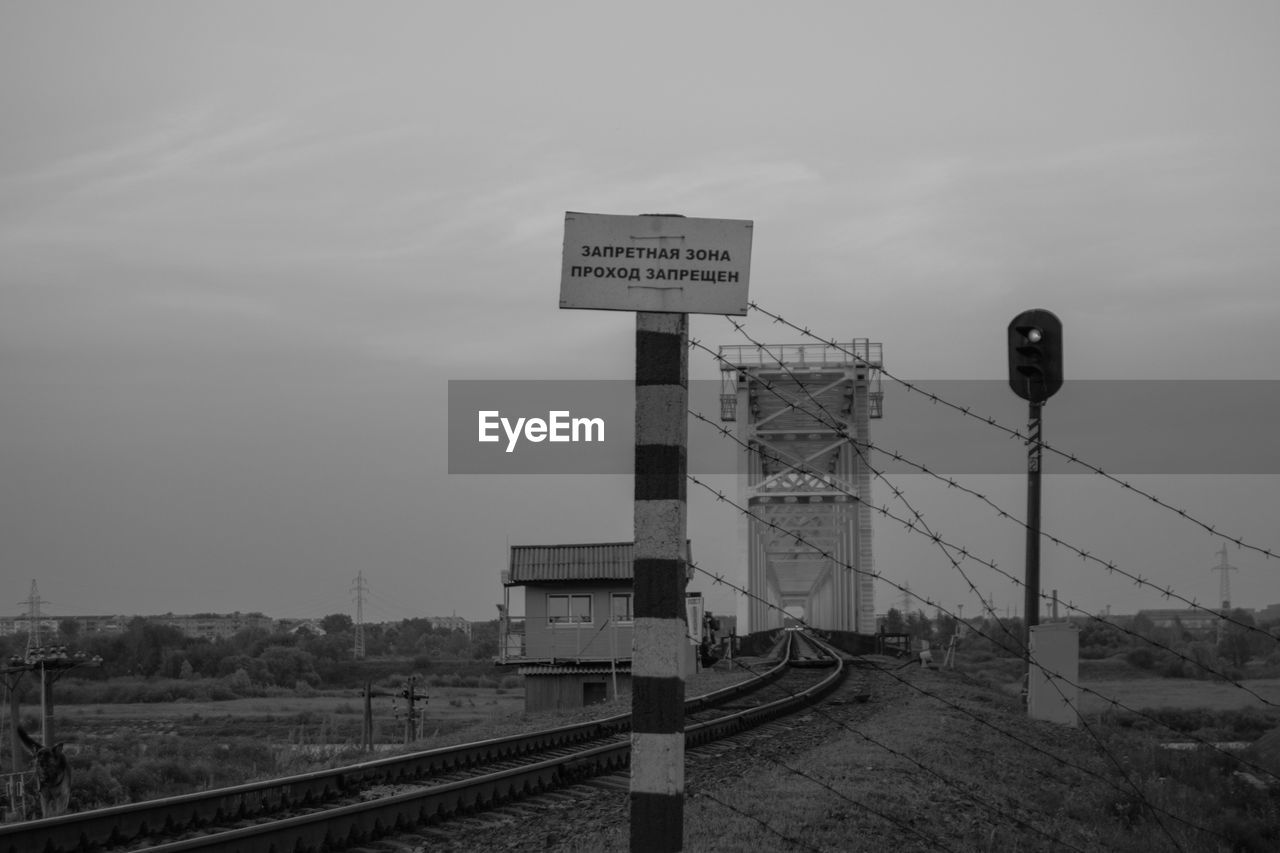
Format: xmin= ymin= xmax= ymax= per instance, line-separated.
xmin=559 ymin=212 xmax=753 ymax=315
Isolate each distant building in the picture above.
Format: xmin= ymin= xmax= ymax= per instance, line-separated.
xmin=1254 ymin=603 xmax=1280 ymax=625
xmin=0 ymin=615 xmax=124 ymax=637
xmin=0 ymin=616 xmax=60 ymax=637
xmin=148 ymin=612 xmax=274 ymax=640
xmin=426 ymin=615 xmax=471 ymax=637
xmin=1135 ymin=608 xmax=1221 ymax=633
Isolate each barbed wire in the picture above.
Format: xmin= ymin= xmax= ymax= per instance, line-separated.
xmin=685 ymin=470 xmax=1280 ymax=781
xmin=720 ymin=653 xmax=1091 ymax=852
xmin=710 ymin=318 xmax=1189 ymax=849
xmin=703 ymin=600 xmax=1213 ymax=848
xmin=710 ymin=316 xmax=1277 ymax=672
xmin=716 ymin=316 xmax=1030 ymax=652
xmin=715 ymin=313 xmax=1276 ymax=644
xmin=838 ymin=431 xmax=1278 ymax=639
xmin=858 ymin=657 xmax=1227 ymax=848
xmin=692 ymin=333 xmax=1279 ymax=676
xmin=687 ymin=557 xmax=1235 ymax=846
xmin=690 ymin=789 xmax=837 ymax=853
xmin=747 ymin=301 xmax=1278 ymax=562
xmin=689 ymin=466 xmax=1196 ymax=840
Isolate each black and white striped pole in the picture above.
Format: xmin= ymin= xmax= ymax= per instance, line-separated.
xmin=559 ymin=211 xmax=752 ymax=853
xmin=631 ymin=310 xmax=688 ymax=851
xmin=1006 ymin=309 xmax=1063 ymax=651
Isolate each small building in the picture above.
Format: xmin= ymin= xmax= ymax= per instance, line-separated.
xmin=500 ymin=540 xmax=693 ymax=713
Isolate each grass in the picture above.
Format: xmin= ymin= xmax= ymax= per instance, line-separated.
xmin=18 ymin=663 xmax=757 ymax=815
xmin=1079 ymin=677 xmax=1280 ymax=714
xmin=38 ymin=657 xmax=1280 ymax=851
xmin=485 ymin=657 xmax=1280 ymax=853
xmin=676 ymin=669 xmax=1280 ymax=852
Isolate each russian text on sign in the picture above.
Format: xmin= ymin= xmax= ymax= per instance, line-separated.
xmin=560 ymin=212 xmax=752 ymax=315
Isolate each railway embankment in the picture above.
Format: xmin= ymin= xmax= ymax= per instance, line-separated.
xmin=415 ymin=659 xmax=1278 ymax=853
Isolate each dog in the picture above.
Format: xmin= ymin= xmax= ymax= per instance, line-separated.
xmin=17 ymin=727 xmax=71 ymax=818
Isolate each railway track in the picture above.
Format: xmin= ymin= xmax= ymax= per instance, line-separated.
xmin=3 ymin=631 xmax=846 ymax=853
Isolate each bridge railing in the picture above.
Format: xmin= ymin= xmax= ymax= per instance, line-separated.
xmin=718 ymin=340 xmax=882 ymax=369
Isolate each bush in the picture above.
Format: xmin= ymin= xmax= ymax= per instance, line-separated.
xmin=74 ymin=762 xmax=126 ymax=810
xmin=1125 ymin=648 xmax=1155 ymax=670
xmin=1160 ymin=658 xmax=1187 ymax=678
xmin=118 ymin=766 xmax=161 ymax=801
xmin=227 ymin=668 xmax=253 ymax=694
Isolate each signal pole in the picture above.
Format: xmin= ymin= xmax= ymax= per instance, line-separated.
xmin=1024 ymin=399 xmax=1043 ymax=642
xmin=1007 ymin=309 xmax=1063 ymax=651
xmin=399 ymin=676 xmax=427 ymax=742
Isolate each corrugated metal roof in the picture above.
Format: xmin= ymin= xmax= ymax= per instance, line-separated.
xmin=507 ymin=540 xmax=692 ymax=585
xmin=518 ymin=664 xmax=632 ymax=676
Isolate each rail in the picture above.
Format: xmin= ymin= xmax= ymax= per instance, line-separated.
xmin=2 ymin=644 xmax=832 ymax=853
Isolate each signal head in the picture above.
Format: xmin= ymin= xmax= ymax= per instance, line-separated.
xmin=1007 ymin=309 xmax=1063 ymax=403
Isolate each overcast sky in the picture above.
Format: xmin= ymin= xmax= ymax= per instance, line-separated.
xmin=3 ymin=2 xmax=1279 ymax=628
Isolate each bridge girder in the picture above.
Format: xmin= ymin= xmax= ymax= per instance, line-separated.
xmin=721 ymin=341 xmax=883 ymax=634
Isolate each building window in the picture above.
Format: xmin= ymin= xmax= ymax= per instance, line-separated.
xmin=611 ymin=593 xmax=634 ymax=624
xmin=547 ymin=594 xmax=593 ymax=626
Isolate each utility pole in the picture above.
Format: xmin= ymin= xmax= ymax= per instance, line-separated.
xmin=1211 ymin=545 xmax=1238 ymax=643
xmin=351 ymin=572 xmax=368 ymax=660
xmin=362 ymin=680 xmax=374 ymax=751
xmin=1211 ymin=545 xmax=1237 ymax=610
xmin=22 ymin=581 xmax=45 ymax=655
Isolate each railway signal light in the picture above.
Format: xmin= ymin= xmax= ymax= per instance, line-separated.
xmin=1007 ymin=309 xmax=1063 ymax=403
xmin=1005 ymin=309 xmax=1064 ymax=681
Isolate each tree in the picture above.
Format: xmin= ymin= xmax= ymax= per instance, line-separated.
xmin=258 ymin=645 xmax=320 ymax=687
xmin=58 ymin=619 xmax=81 ymax=643
xmin=1218 ymin=608 xmax=1260 ymax=669
xmin=320 ymin=613 xmax=353 ymax=634
xmin=1128 ymin=612 xmax=1157 ymax=640
xmin=904 ymin=610 xmax=932 ymax=643
xmin=470 ymin=620 xmax=499 ymax=659
xmin=109 ymin=619 xmax=186 ymax=677
xmin=883 ymin=608 xmax=905 ymax=634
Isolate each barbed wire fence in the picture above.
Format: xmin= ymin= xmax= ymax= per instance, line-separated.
xmin=669 ymin=307 xmax=1280 ymax=848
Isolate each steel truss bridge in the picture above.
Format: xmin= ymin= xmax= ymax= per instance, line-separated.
xmin=719 ymin=341 xmax=883 ymax=634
